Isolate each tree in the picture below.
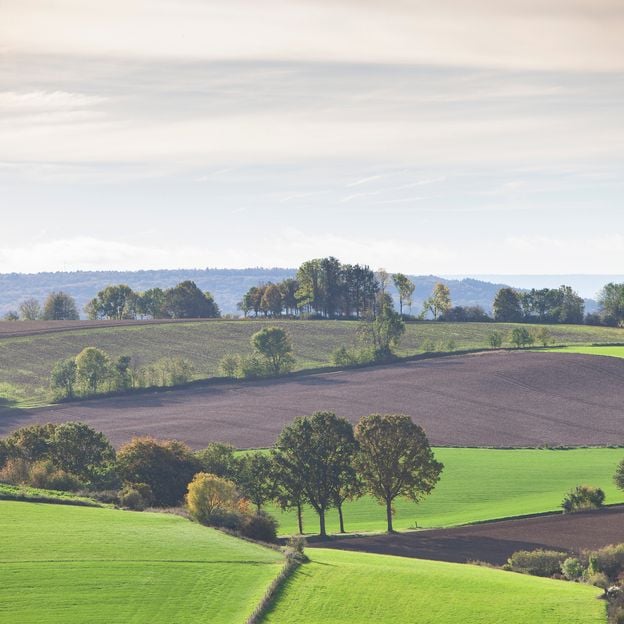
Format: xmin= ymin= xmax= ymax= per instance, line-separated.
xmin=599 ymin=283 xmax=624 ymax=326
xmin=117 ymin=437 xmax=200 ymax=506
xmin=87 ymin=284 xmax=137 ymax=320
xmin=260 ymin=283 xmax=283 ymax=317
xmin=19 ymin=298 xmax=41 ymax=320
xmin=423 ymin=283 xmax=451 ymax=320
xmin=273 ymin=412 xmax=357 ymax=538
xmin=186 ymin=472 xmax=239 ymax=524
xmin=3 ymin=423 xmax=58 ymax=462
xmin=3 ymin=310 xmax=18 ymax=321
xmin=354 ymin=414 xmax=443 ymax=533
xmin=49 ymin=422 xmax=115 ymax=481
xmin=392 ymin=273 xmax=415 ymax=316
xmin=614 ymin=459 xmax=624 ymax=492
xmin=251 ymin=326 xmax=295 ymax=375
xmin=534 ymin=327 xmax=552 ymax=347
xmin=279 ymin=279 xmax=300 ymax=316
xmin=42 ymin=292 xmax=79 ymax=320
xmin=510 ymin=327 xmax=534 ymax=348
xmin=195 ymin=442 xmax=239 ymax=479
xmin=555 ymin=286 xmax=585 ymax=324
xmin=358 ymin=305 xmax=405 ymax=361
xmin=163 ymin=281 xmax=220 ymax=319
xmin=136 ymin=288 xmax=166 ymax=319
xmin=493 ymin=288 xmax=523 ymax=322
xmin=75 ymin=347 xmax=111 ymax=394
xmin=236 ymin=453 xmax=276 ymax=512
xmin=488 ymin=331 xmax=503 ymax=348
xmin=50 ymin=357 xmax=78 ymax=398
xmin=273 ymin=462 xmax=307 ymax=534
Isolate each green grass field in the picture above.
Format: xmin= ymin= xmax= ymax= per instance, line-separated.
xmin=0 ymin=319 xmax=621 ymax=407
xmin=268 ymin=447 xmax=624 ymax=535
xmin=0 ymin=483 xmax=105 ymax=507
xmin=261 ymin=549 xmax=605 ymax=624
xmin=0 ymin=501 xmax=284 ymax=623
xmin=545 ymin=345 xmax=624 ymax=359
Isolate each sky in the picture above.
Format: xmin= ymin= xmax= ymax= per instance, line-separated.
xmin=1 ymin=0 xmax=623 ymax=275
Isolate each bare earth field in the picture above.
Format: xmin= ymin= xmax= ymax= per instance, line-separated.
xmin=317 ymin=506 xmax=624 ymax=565
xmin=2 ymin=351 xmax=624 ymax=449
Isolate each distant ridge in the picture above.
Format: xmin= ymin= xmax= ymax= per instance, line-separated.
xmin=0 ymin=269 xmax=600 ymax=316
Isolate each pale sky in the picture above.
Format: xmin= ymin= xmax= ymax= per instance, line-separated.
xmin=1 ymin=0 xmax=623 ymax=274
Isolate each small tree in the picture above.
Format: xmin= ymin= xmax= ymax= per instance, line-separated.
xmin=186 ymin=472 xmax=239 ymax=524
xmin=423 ymin=283 xmax=451 ymax=320
xmin=488 ymin=331 xmax=503 ymax=348
xmin=50 ymin=357 xmax=78 ymax=399
xmin=42 ymin=292 xmax=79 ymax=320
xmin=561 ymin=485 xmax=605 ymax=513
xmin=493 ymin=288 xmax=523 ymax=322
xmin=510 ymin=327 xmax=534 ymax=349
xmin=358 ymin=306 xmax=405 ymax=362
xmin=355 ymin=414 xmax=443 ymax=533
xmin=251 ymin=326 xmax=294 ymax=375
xmin=76 ymin=347 xmax=111 ymax=394
xmin=392 ymin=273 xmax=415 ymax=316
xmin=19 ymin=298 xmax=41 ymax=321
xmin=195 ymin=442 xmax=239 ymax=479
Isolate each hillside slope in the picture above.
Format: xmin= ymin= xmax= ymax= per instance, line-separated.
xmin=0 ymin=501 xmax=283 ymax=624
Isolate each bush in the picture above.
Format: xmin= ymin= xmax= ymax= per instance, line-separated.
xmin=332 ymin=346 xmax=358 ymax=367
xmin=219 ymin=355 xmax=239 ymax=378
xmin=203 ymin=507 xmax=244 ymax=530
xmin=589 ymin=544 xmax=624 ymax=581
xmin=507 ymin=549 xmax=568 ymax=577
xmin=118 ymin=483 xmax=153 ymax=511
xmin=240 ymin=511 xmax=278 ymax=542
xmin=561 ymin=485 xmax=605 ymax=513
xmin=0 ymin=457 xmax=31 ymax=485
xmin=28 ymin=460 xmax=84 ymax=491
xmin=586 ymin=571 xmax=610 ymax=589
xmin=561 ymin=557 xmax=585 ymax=581
xmin=237 ymin=354 xmax=269 ymax=379
xmin=285 ymin=535 xmax=308 ymax=562
xmin=186 ymin=472 xmax=241 ymax=524
xmin=488 ymin=331 xmax=503 ymax=348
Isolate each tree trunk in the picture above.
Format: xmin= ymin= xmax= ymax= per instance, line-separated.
xmin=386 ymin=498 xmax=394 ymax=533
xmin=297 ymin=502 xmax=303 ymax=534
xmin=337 ymin=503 xmax=345 ymax=533
xmin=319 ymin=508 xmax=327 ymax=538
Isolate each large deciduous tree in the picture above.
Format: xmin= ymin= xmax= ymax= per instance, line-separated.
xmin=162 ymin=281 xmax=220 ymax=319
xmin=599 ymin=283 xmax=624 ymax=326
xmin=236 ymin=453 xmax=276 ymax=512
xmin=273 ymin=412 xmax=357 ymax=538
xmin=86 ymin=284 xmax=137 ymax=320
xmin=493 ymin=287 xmax=523 ymax=322
xmin=19 ymin=298 xmax=41 ymax=320
xmin=354 ymin=414 xmax=443 ymax=533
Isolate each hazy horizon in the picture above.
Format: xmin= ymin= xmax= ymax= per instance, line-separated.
xmin=2 ymin=1 xmax=622 ymax=274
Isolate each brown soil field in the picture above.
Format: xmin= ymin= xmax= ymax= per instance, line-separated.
xmin=2 ymin=351 xmax=624 ymax=449
xmin=315 ymin=505 xmax=624 ymax=565
xmin=0 ymin=318 xmax=217 ymax=338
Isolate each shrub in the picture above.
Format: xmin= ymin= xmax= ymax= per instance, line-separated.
xmin=237 ymin=354 xmax=268 ymax=379
xmin=421 ymin=340 xmax=436 ymax=352
xmin=586 ymin=571 xmax=610 ymax=589
xmin=561 ymin=557 xmax=585 ymax=581
xmin=195 ymin=443 xmax=239 ymax=480
xmin=241 ymin=511 xmax=278 ymax=542
xmin=507 ymin=549 xmax=568 ymax=577
xmin=0 ymin=457 xmax=31 ymax=485
xmin=562 ymin=485 xmax=605 ymax=513
xmin=589 ymin=544 xmax=624 ymax=581
xmin=28 ymin=460 xmax=84 ymax=491
xmin=285 ymin=535 xmax=308 ymax=562
xmin=332 ymin=346 xmax=358 ymax=367
xmin=186 ymin=472 xmax=240 ymax=524
xmin=219 ymin=355 xmax=239 ymax=378
xmin=118 ymin=483 xmax=153 ymax=511
xmin=203 ymin=507 xmax=244 ymax=530
xmin=488 ymin=331 xmax=503 ymax=348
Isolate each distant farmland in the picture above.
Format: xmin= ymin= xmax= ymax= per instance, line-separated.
xmin=0 ymin=319 xmax=622 ymax=407
xmin=5 ymin=351 xmax=624 ymax=449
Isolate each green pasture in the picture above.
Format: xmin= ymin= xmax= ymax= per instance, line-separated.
xmin=0 ymin=501 xmax=283 ymax=623
xmin=0 ymin=319 xmax=621 ymax=407
xmin=261 ymin=549 xmax=605 ymax=624
xmin=268 ymin=447 xmax=624 ymax=535
xmin=545 ymin=345 xmax=624 ymax=359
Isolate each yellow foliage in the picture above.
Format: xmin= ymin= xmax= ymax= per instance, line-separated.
xmin=185 ymin=472 xmax=239 ymax=523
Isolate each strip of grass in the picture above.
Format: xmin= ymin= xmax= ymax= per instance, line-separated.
xmin=544 ymin=345 xmax=624 ymax=359
xmin=261 ymin=549 xmax=605 ymax=624
xmin=0 ymin=501 xmax=284 ymax=623
xmin=0 ymin=483 xmax=105 ymax=507
xmin=0 ymin=320 xmax=621 ymax=407
xmin=267 ymin=447 xmax=624 ymax=535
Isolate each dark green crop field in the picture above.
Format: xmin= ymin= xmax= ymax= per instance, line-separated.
xmin=0 ymin=319 xmax=621 ymax=407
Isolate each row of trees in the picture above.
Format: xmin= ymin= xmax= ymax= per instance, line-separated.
xmin=0 ymin=412 xmax=443 ymax=537
xmin=4 ymin=291 xmax=80 ymax=321
xmin=50 ymin=347 xmax=194 ymax=399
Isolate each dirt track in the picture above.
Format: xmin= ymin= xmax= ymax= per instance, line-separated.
xmin=315 ymin=506 xmax=624 ymax=565
xmin=2 ymin=351 xmax=624 ymax=449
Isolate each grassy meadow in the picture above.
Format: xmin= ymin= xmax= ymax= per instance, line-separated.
xmin=268 ymin=447 xmax=624 ymax=535
xmin=545 ymin=345 xmax=624 ymax=359
xmin=0 ymin=501 xmax=283 ymax=623
xmin=0 ymin=319 xmax=622 ymax=407
xmin=261 ymin=549 xmax=605 ymax=624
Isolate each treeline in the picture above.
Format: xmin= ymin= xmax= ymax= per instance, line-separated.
xmin=3 ymin=280 xmax=220 ymax=321
xmin=50 ymin=347 xmax=194 ymax=400
xmin=0 ymin=412 xmax=443 ymax=539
